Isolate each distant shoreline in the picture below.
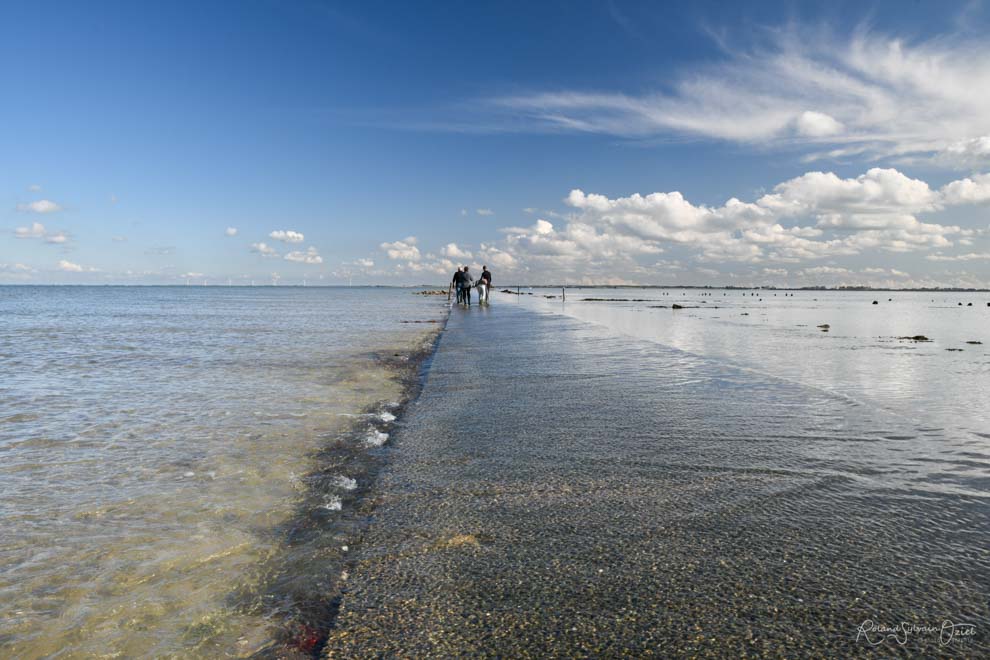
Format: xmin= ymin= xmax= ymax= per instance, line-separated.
xmin=2 ymin=283 xmax=989 ymax=292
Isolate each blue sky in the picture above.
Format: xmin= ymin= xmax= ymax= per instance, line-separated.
xmin=3 ymin=0 xmax=990 ymax=286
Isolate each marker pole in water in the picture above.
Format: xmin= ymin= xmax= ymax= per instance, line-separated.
xmin=562 ymin=287 xmax=565 ymax=301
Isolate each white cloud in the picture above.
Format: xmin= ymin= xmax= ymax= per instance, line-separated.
xmin=490 ymin=27 xmax=990 ymax=166
xmin=380 ymin=236 xmax=421 ymax=261
xmin=925 ymin=252 xmax=990 ymax=262
xmin=57 ymin=260 xmax=98 ymax=273
xmin=14 ymin=222 xmax=68 ymax=244
xmin=269 ymin=229 xmax=304 ymax=243
xmin=394 ymin=256 xmax=458 ymax=277
xmin=0 ymin=263 xmax=34 ymax=281
xmin=802 ymin=266 xmax=852 ymax=276
xmin=16 ymin=199 xmax=62 ymax=213
xmin=939 ymin=136 xmax=990 ymax=167
xmin=477 ymin=208 xmax=494 ymax=216
xmin=352 ymin=258 xmax=374 ymax=268
xmin=940 ymin=173 xmax=990 ymax=205
xmin=251 ymin=242 xmax=279 ymax=257
xmin=473 ymin=165 xmax=990 ymax=281
xmin=225 ymin=227 xmax=238 ymax=237
xmin=27 ymin=184 xmax=42 ymax=192
xmin=15 ymin=222 xmax=47 ymax=239
xmin=794 ymin=111 xmax=843 ymax=137
xmin=477 ymin=243 xmax=517 ymax=271
xmin=441 ymin=243 xmax=473 ymax=259
xmin=284 ymin=246 xmax=323 ymax=264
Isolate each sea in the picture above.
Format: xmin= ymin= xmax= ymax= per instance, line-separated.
xmin=0 ymin=286 xmax=445 ymax=657
xmin=1 ymin=285 xmax=988 ymax=657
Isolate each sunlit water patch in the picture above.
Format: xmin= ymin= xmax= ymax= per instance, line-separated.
xmin=0 ymin=286 xmax=444 ymax=657
xmin=517 ymin=287 xmax=990 ymax=499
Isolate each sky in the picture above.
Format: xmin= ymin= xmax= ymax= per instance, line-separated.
xmin=3 ymin=0 xmax=990 ymax=287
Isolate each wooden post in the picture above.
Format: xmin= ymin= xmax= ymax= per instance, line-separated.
xmin=562 ymin=287 xmax=565 ymax=301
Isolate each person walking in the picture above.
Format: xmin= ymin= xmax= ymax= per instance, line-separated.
xmin=451 ymin=267 xmax=465 ymax=304
xmin=461 ymin=266 xmax=475 ymax=305
xmin=479 ymin=265 xmax=492 ymax=304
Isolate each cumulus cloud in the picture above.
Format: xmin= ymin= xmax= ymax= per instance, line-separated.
xmin=940 ymin=173 xmax=990 ymax=205
xmin=15 ymin=222 xmax=47 ymax=239
xmin=16 ymin=199 xmax=62 ymax=213
xmin=463 ymin=166 xmax=990 ymax=282
xmin=251 ymin=242 xmax=279 ymax=257
xmin=225 ymin=227 xmax=238 ymax=237
xmin=57 ymin=259 xmax=98 ymax=273
xmin=352 ymin=258 xmax=374 ymax=268
xmin=380 ymin=236 xmax=421 ymax=261
xmin=14 ymin=222 xmax=68 ymax=244
xmin=27 ymin=184 xmax=42 ymax=192
xmin=488 ymin=27 xmax=990 ymax=166
xmin=793 ymin=111 xmax=844 ymax=137
xmin=477 ymin=208 xmax=494 ymax=216
xmin=284 ymin=246 xmax=323 ymax=264
xmin=269 ymin=229 xmax=304 ymax=243
xmin=441 ymin=243 xmax=472 ymax=259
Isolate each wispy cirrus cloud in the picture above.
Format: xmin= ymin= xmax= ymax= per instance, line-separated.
xmin=485 ymin=26 xmax=990 ymax=167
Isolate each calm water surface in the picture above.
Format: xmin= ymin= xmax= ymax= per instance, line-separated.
xmin=0 ymin=286 xmax=442 ymax=657
xmin=522 ymin=288 xmax=990 ymax=498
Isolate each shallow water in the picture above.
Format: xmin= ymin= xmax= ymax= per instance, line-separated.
xmin=326 ymin=297 xmax=988 ymax=656
xmin=517 ymin=288 xmax=990 ymax=499
xmin=0 ymin=286 xmax=443 ymax=658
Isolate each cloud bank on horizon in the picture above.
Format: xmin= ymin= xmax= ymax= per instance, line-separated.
xmin=3 ymin=6 xmax=990 ymax=287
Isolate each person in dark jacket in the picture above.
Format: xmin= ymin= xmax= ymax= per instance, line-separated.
xmin=451 ymin=267 xmax=465 ymax=304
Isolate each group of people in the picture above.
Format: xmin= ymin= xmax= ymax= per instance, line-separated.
xmin=451 ymin=265 xmax=492 ymax=305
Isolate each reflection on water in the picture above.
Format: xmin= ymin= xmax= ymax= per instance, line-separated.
xmin=525 ymin=288 xmax=990 ymax=441
xmin=0 ymin=286 xmax=442 ymax=657
xmin=517 ymin=288 xmax=990 ymax=500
